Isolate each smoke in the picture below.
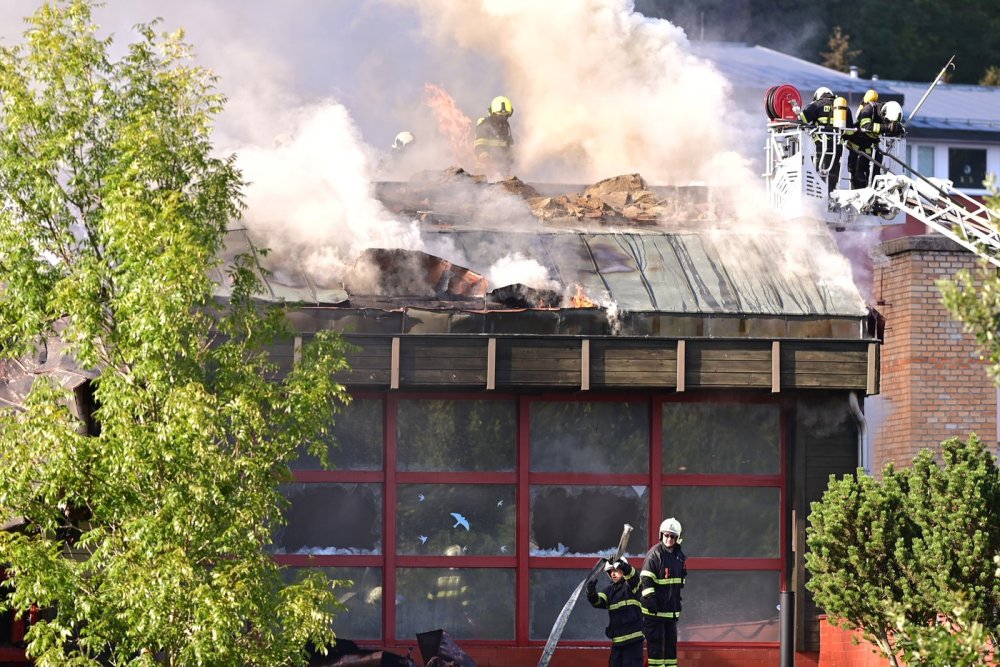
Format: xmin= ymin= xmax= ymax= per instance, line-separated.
xmin=235 ymin=102 xmax=424 ymax=284
xmin=0 ymin=1 xmax=870 ymax=304
xmin=487 ymin=253 xmax=559 ymax=292
xmin=392 ymin=0 xmax=753 ymax=186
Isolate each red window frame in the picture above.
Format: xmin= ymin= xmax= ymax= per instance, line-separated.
xmin=277 ymin=390 xmax=787 ymax=650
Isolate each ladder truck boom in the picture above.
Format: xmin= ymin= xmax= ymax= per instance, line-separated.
xmin=764 ymin=83 xmax=1000 ymax=267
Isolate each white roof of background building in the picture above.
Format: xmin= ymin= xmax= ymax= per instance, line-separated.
xmin=692 ymin=42 xmax=1000 ymax=141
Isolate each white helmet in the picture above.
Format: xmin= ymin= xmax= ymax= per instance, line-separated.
xmin=813 ymin=86 xmax=833 ymax=101
xmin=604 ymin=557 xmax=628 ymax=576
xmin=392 ymin=131 xmax=415 ymax=150
xmin=659 ymin=517 xmax=683 ymax=543
xmin=882 ymin=101 xmax=903 ymax=122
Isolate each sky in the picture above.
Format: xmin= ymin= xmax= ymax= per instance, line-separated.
xmin=0 ymin=0 xmax=865 ymax=304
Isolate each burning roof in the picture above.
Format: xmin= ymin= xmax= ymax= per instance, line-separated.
xmin=217 ymin=169 xmax=867 ymax=328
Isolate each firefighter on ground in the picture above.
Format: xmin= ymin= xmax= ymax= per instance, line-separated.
xmin=474 ymin=95 xmax=514 ymax=181
xmin=798 ymin=86 xmax=842 ymax=191
xmin=641 ymin=518 xmax=687 ymax=667
xmin=587 ymin=556 xmax=644 ymax=667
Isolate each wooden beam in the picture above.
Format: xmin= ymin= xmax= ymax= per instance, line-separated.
xmin=676 ymin=340 xmax=686 ymax=392
xmin=867 ymin=342 xmax=878 ymax=395
xmin=581 ymin=339 xmax=590 ymax=391
xmin=293 ymin=336 xmax=302 ymax=367
xmin=771 ymin=340 xmax=781 ymax=393
xmin=487 ymin=338 xmax=496 ymax=390
xmin=390 ymin=337 xmax=400 ymax=390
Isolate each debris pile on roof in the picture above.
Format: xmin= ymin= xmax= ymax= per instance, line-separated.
xmin=375 ymin=169 xmax=716 ymax=227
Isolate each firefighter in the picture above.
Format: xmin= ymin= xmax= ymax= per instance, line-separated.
xmin=641 ymin=518 xmax=687 ymax=667
xmin=587 ymin=557 xmax=644 ymax=667
xmin=798 ymin=86 xmax=840 ymax=191
xmin=474 ymin=95 xmax=514 ymax=182
xmin=849 ymin=91 xmax=903 ymax=189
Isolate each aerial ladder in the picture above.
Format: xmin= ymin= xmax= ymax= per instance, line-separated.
xmin=763 ymin=84 xmax=1000 ymax=268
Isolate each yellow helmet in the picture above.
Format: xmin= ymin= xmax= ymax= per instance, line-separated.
xmin=863 ymin=89 xmax=879 ymax=103
xmin=490 ymin=95 xmax=513 ymax=117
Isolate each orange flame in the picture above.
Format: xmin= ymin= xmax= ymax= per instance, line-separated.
xmin=570 ymin=285 xmax=597 ymax=308
xmin=423 ymin=83 xmax=475 ymax=167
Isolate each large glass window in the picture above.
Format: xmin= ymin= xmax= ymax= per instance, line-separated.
xmin=529 ymin=569 xmax=606 ymax=641
xmin=948 ymin=147 xmax=987 ymax=189
xmin=395 ymin=568 xmax=515 ymax=640
xmin=397 ymin=484 xmax=515 ymax=556
xmin=397 ymin=399 xmax=516 ymax=472
xmin=916 ymin=145 xmax=935 ymax=177
xmin=662 ymin=486 xmax=780 ymax=558
xmin=294 ymin=398 xmax=383 ymax=470
xmin=663 ymin=402 xmax=779 ymax=474
xmin=273 ymin=483 xmax=382 ymax=555
xmin=283 ymin=566 xmax=383 ymax=640
xmin=530 ymin=401 xmax=648 ymax=473
xmin=680 ymin=570 xmax=780 ymax=643
xmin=530 ymin=485 xmax=648 ymax=557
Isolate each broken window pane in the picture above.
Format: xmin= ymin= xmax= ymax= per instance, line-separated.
xmin=397 ymin=399 xmax=516 ymax=472
xmin=395 ymin=568 xmax=514 ymax=640
xmin=662 ymin=402 xmax=779 ymax=474
xmin=530 ymin=401 xmax=648 ymax=473
xmin=529 ymin=568 xmax=606 ymax=641
xmin=272 ymin=483 xmax=382 ymax=555
xmin=282 ymin=566 xmax=383 ymax=640
xmin=530 ymin=485 xmax=648 ymax=557
xmin=680 ymin=570 xmax=780 ymax=642
xmin=662 ymin=486 xmax=779 ymax=558
xmin=293 ymin=398 xmax=383 ymax=471
xmin=396 ymin=484 xmax=515 ymax=556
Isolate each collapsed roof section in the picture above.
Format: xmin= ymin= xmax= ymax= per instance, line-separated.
xmin=217 ymin=171 xmax=873 ymax=340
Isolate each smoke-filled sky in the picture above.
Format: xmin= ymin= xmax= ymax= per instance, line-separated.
xmin=0 ymin=0 xmax=865 ymax=305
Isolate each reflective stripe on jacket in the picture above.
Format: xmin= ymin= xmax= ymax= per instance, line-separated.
xmin=640 ymin=543 xmax=687 ymax=619
xmin=587 ymin=561 xmax=644 ymax=645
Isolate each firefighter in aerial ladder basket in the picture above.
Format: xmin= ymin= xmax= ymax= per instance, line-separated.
xmin=798 ymin=86 xmax=842 ymax=191
xmin=848 ymin=91 xmax=906 ymax=189
xmin=474 ymin=95 xmax=514 ymax=182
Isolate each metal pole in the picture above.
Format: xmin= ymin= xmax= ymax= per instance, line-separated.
xmin=780 ymin=591 xmax=795 ymax=667
xmin=904 ymin=55 xmax=955 ymax=127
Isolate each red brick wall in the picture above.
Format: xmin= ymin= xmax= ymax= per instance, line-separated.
xmin=871 ymin=236 xmax=997 ymax=473
xmin=818 ymin=617 xmax=895 ymax=666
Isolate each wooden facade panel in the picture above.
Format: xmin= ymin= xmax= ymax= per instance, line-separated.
xmin=400 ymin=339 xmax=489 ymax=386
xmin=338 ymin=337 xmax=393 ymax=386
xmin=333 ymin=335 xmax=877 ymax=392
xmin=592 ymin=344 xmax=677 ymax=387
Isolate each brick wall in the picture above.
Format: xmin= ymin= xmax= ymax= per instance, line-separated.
xmin=871 ymin=236 xmax=997 ymax=473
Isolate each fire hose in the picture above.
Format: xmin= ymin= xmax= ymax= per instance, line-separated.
xmin=535 ymin=523 xmax=633 ymax=667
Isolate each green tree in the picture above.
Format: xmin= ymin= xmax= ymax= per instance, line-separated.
xmin=0 ymin=2 xmax=350 ymax=665
xmin=805 ymin=464 xmax=914 ymax=665
xmin=806 ymin=436 xmax=1000 ymax=665
xmin=939 ymin=181 xmax=1000 ymax=384
xmin=980 ymin=65 xmax=1000 ymax=86
xmin=820 ymin=26 xmax=861 ymax=74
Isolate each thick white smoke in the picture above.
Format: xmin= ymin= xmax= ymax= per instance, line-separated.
xmin=235 ymin=102 xmax=425 ymax=283
xmin=393 ymin=0 xmax=753 ymax=185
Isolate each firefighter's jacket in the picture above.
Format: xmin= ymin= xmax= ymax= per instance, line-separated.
xmin=799 ymin=94 xmax=835 ymax=126
xmin=474 ymin=115 xmax=513 ymax=156
xmin=639 ymin=543 xmax=687 ymax=620
xmin=586 ymin=561 xmax=644 ymax=646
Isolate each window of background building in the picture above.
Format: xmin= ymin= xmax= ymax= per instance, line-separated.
xmin=949 ymin=147 xmax=987 ymax=189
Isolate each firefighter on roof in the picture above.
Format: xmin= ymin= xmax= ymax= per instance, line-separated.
xmin=641 ymin=518 xmax=687 ymax=667
xmin=474 ymin=95 xmax=514 ymax=182
xmin=587 ymin=556 xmax=644 ymax=667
